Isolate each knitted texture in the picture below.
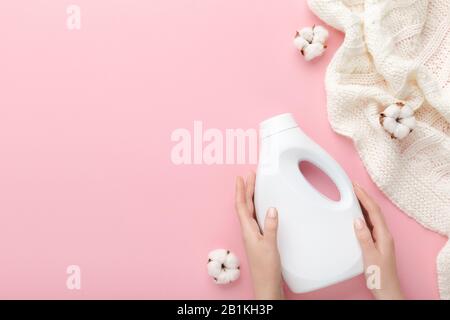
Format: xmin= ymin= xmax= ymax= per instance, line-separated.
xmin=308 ymin=0 xmax=450 ymax=299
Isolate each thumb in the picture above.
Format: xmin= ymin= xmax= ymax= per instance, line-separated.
xmin=354 ymin=217 xmax=377 ymax=264
xmin=263 ymin=207 xmax=278 ymax=244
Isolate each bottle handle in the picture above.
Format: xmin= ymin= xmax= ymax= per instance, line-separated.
xmin=300 ymin=146 xmax=355 ymax=207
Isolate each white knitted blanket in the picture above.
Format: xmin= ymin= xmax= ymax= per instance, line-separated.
xmin=308 ymin=0 xmax=450 ymax=299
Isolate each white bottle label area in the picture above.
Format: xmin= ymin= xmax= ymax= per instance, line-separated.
xmin=255 ymin=113 xmax=363 ymax=294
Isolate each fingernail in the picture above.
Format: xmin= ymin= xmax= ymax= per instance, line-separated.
xmin=354 ymin=217 xmax=365 ymax=230
xmin=353 ymin=182 xmax=361 ymax=190
xmin=268 ymin=207 xmax=277 ymax=218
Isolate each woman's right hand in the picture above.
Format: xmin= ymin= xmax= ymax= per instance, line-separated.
xmin=353 ymin=183 xmax=404 ymax=300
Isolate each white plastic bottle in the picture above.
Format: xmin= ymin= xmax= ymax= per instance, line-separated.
xmin=254 ymin=113 xmax=364 ymax=294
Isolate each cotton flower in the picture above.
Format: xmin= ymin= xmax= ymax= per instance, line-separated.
xmin=379 ymin=102 xmax=416 ymax=140
xmin=207 ymin=249 xmax=240 ymax=285
xmin=294 ymin=25 xmax=329 ymax=61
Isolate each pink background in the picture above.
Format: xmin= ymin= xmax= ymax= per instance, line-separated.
xmin=0 ymin=0 xmax=446 ymax=299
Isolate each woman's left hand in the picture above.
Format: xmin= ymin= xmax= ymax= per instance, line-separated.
xmin=235 ymin=172 xmax=284 ymax=300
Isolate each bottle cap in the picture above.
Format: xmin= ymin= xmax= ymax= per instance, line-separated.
xmin=259 ymin=113 xmax=298 ymax=139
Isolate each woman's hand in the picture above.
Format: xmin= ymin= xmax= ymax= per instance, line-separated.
xmin=353 ymin=184 xmax=404 ymax=300
xmin=235 ymin=173 xmax=284 ymax=300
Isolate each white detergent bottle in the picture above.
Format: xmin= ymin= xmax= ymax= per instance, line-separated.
xmin=254 ymin=113 xmax=364 ymax=294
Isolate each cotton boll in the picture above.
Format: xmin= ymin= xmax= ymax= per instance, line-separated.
xmin=207 ymin=249 xmax=240 ymax=285
xmin=295 ymin=25 xmax=329 ymax=61
xmin=393 ymin=123 xmax=411 ymax=140
xmin=399 ymin=116 xmax=416 ymax=129
xmin=208 ymin=249 xmax=228 ymax=262
xmin=224 ymin=252 xmax=240 ymax=269
xmin=399 ymin=105 xmax=414 ymax=118
xmin=303 ymin=43 xmax=326 ymax=61
xmin=214 ymin=272 xmax=230 ymax=285
xmin=227 ymin=269 xmax=240 ymax=281
xmin=215 ymin=269 xmax=240 ymax=285
xmin=207 ymin=260 xmax=222 ymax=278
xmin=299 ymin=27 xmax=314 ymax=43
xmin=313 ymin=25 xmax=329 ymax=44
xmin=382 ymin=117 xmax=397 ymax=134
xmin=294 ymin=36 xmax=309 ymax=51
xmin=383 ymin=104 xmax=401 ymax=118
xmin=380 ymin=102 xmax=416 ymax=140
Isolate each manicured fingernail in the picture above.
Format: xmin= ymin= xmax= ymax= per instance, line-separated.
xmin=268 ymin=207 xmax=277 ymax=218
xmin=354 ymin=217 xmax=365 ymax=230
xmin=353 ymin=182 xmax=361 ymax=189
